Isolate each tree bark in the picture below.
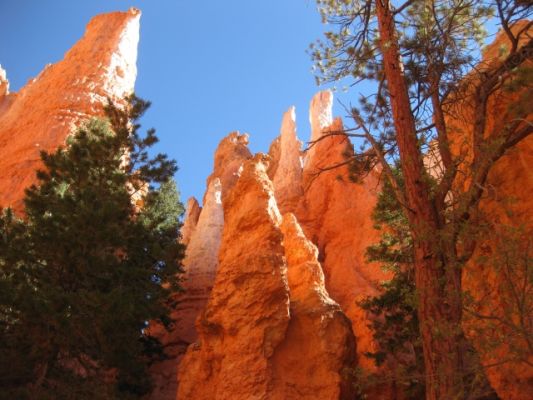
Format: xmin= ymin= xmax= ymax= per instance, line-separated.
xmin=374 ymin=1 xmax=465 ymax=398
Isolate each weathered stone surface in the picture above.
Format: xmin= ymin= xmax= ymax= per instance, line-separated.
xmin=267 ymin=135 xmax=281 ymax=179
xmin=446 ymin=22 xmax=533 ymax=400
xmin=148 ymin=178 xmax=224 ymax=400
xmin=271 ymin=107 xmax=303 ymax=214
xmin=205 ymin=131 xmax=252 ymax=204
xmin=177 ymin=156 xmax=357 ymax=400
xmin=309 ymin=90 xmax=333 ymax=143
xmin=0 ymin=65 xmax=16 ymax=118
xmin=0 ymin=8 xmax=140 ymax=214
xmin=181 ymin=179 xmax=224 ymax=302
xmin=150 ymin=132 xmax=254 ymax=399
xmin=296 ymin=92 xmax=390 ymax=378
xmin=304 ymin=89 xmax=335 ymax=165
xmin=176 ymin=91 xmax=389 ymax=399
xmin=271 ymin=213 xmax=355 ymax=400
xmin=177 ymin=154 xmax=290 ymax=400
xmin=180 ymin=197 xmax=202 ymax=246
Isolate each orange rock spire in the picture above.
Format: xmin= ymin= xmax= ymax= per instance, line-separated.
xmin=0 ymin=8 xmax=140 ymax=214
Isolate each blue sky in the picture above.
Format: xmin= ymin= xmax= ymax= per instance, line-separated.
xmin=0 ymin=0 xmax=342 ymax=204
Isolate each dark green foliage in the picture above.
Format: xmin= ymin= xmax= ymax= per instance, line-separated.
xmin=358 ymin=170 xmax=425 ymax=398
xmin=360 ymin=173 xmax=501 ymax=399
xmin=0 ymin=95 xmax=185 ymax=399
xmin=140 ymin=178 xmax=184 ymax=233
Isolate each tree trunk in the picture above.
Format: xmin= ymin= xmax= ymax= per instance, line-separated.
xmin=374 ymin=1 xmax=465 ymax=398
xmin=414 ymin=242 xmax=465 ymax=400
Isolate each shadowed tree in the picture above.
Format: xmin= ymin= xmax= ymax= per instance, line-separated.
xmin=0 ymin=96 xmax=185 ymax=399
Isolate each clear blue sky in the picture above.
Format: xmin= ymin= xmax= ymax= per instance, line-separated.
xmin=0 ymin=0 xmax=343 ymax=204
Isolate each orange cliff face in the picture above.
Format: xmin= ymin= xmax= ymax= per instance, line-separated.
xmin=177 ymin=155 xmax=355 ymax=400
xmin=147 ymin=132 xmax=252 ymax=400
xmin=174 ymin=91 xmax=388 ymax=399
xmin=0 ymin=8 xmax=140 ymax=214
xmin=296 ymin=91 xmax=391 ymax=379
xmin=177 ymin=154 xmax=291 ymax=400
xmin=444 ymin=23 xmax=533 ymax=400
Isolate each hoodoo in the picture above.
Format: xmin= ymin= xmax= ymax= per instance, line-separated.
xmin=0 ymin=8 xmax=140 ymax=214
xmin=177 ymin=155 xmax=356 ymax=400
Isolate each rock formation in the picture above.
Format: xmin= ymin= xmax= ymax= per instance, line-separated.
xmin=271 ymin=213 xmax=355 ymax=400
xmin=445 ymin=22 xmax=533 ymax=400
xmin=178 ymin=155 xmax=356 ymax=400
xmin=175 ymin=91 xmax=391 ymax=399
xmin=0 ymin=65 xmax=9 ymax=98
xmin=205 ymin=131 xmax=252 ymax=204
xmin=271 ymin=107 xmax=303 ymax=214
xmin=178 ymin=155 xmax=291 ymax=400
xmin=296 ymin=92 xmax=390 ymax=376
xmin=148 ymin=178 xmax=224 ymax=400
xmin=149 ymin=132 xmax=252 ymax=399
xmin=0 ymin=8 xmax=140 ymax=214
xmin=180 ymin=197 xmax=201 ymax=246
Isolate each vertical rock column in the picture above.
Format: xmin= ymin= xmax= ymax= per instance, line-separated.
xmin=296 ymin=91 xmax=391 ymax=382
xmin=148 ymin=179 xmax=224 ymax=400
xmin=178 ymin=154 xmax=290 ymax=400
xmin=0 ymin=8 xmax=140 ymax=214
xmin=271 ymin=213 xmax=355 ymax=400
xmin=271 ymin=107 xmax=303 ymax=214
xmin=149 ymin=132 xmax=252 ymax=399
xmin=0 ymin=65 xmax=9 ymax=98
xmin=180 ymin=197 xmax=202 ymax=246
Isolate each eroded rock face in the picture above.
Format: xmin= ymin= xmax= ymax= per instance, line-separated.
xmin=0 ymin=8 xmax=140 ymax=214
xmin=296 ymin=92 xmax=390 ymax=378
xmin=149 ymin=132 xmax=254 ymax=399
xmin=177 ymin=155 xmax=356 ymax=400
xmin=271 ymin=107 xmax=303 ymax=214
xmin=205 ymin=131 xmax=252 ymax=204
xmin=447 ymin=23 xmax=533 ymax=399
xmin=309 ymin=89 xmax=333 ymax=143
xmin=176 ymin=92 xmax=389 ymax=399
xmin=181 ymin=179 xmax=224 ymax=302
xmin=0 ymin=65 xmax=9 ymax=97
xmin=177 ymin=154 xmax=290 ymax=400
xmin=180 ymin=197 xmax=202 ymax=246
xmin=149 ymin=178 xmax=224 ymax=400
xmin=271 ymin=213 xmax=355 ymax=400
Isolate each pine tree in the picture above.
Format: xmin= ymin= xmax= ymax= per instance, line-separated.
xmin=359 ymin=171 xmax=425 ymax=398
xmin=311 ymin=1 xmax=532 ymax=398
xmin=0 ymin=96 xmax=185 ymax=399
xmin=360 ymin=172 xmax=500 ymax=399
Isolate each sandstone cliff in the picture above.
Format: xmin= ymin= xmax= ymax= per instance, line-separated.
xmin=271 ymin=107 xmax=303 ymax=214
xmin=271 ymin=213 xmax=355 ymax=400
xmin=180 ymin=197 xmax=201 ymax=246
xmin=148 ymin=132 xmax=253 ymax=400
xmin=178 ymin=155 xmax=356 ymax=400
xmin=148 ymin=178 xmax=224 ymax=400
xmin=173 ymin=90 xmax=390 ymax=398
xmin=296 ymin=92 xmax=391 ymax=377
xmin=177 ymin=155 xmax=292 ymax=399
xmin=446 ymin=23 xmax=533 ymax=399
xmin=0 ymin=8 xmax=140 ymax=214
